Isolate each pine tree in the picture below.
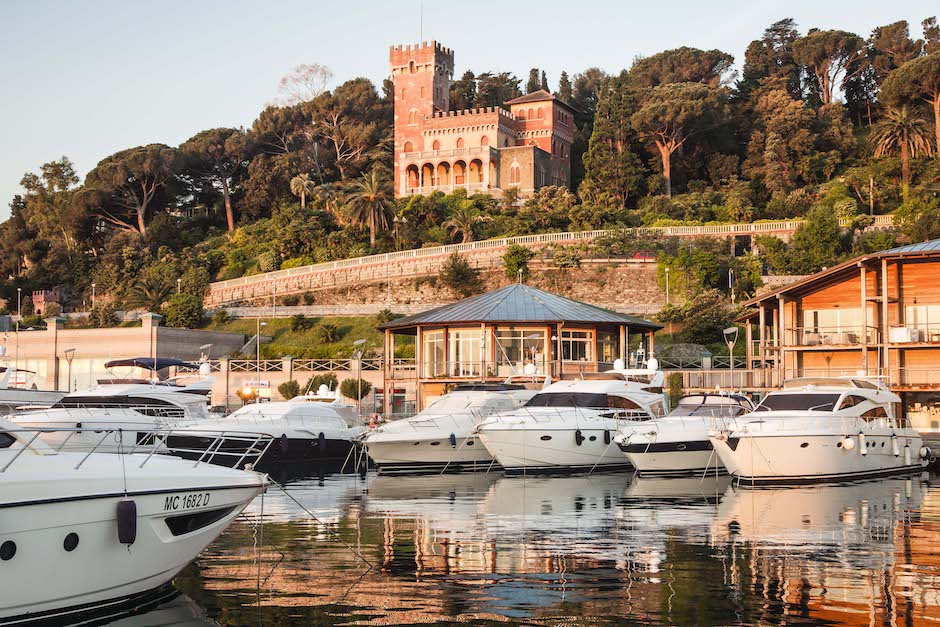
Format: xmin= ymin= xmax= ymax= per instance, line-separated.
xmin=557 ymin=71 xmax=573 ymax=102
xmin=540 ymin=70 xmax=549 ymax=92
xmin=526 ymin=68 xmax=540 ymax=94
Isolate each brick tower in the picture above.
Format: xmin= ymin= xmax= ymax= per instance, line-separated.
xmin=390 ymin=42 xmax=455 ymax=180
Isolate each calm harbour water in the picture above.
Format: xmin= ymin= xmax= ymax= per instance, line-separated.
xmin=120 ymin=469 xmax=940 ymax=626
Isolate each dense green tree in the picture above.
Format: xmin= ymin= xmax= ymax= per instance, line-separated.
xmin=443 ymin=201 xmax=489 ymax=243
xmin=557 ymin=71 xmax=573 ymax=102
xmin=869 ymin=105 xmax=934 ymax=198
xmin=792 ymin=29 xmax=867 ymax=104
xmin=449 ymin=71 xmax=477 ymax=110
xmin=290 ymin=173 xmax=315 ymax=207
xmin=880 ymin=54 xmax=940 ymax=155
xmin=739 ymin=18 xmax=803 ymax=99
xmin=163 ymin=293 xmax=203 ymax=328
xmin=629 ymin=47 xmax=734 ymax=88
xmin=541 ymin=70 xmax=549 ymax=92
xmin=526 ymin=68 xmax=540 ymax=93
xmin=179 ymin=128 xmax=251 ymax=231
xmin=345 ymin=169 xmax=393 ymax=248
xmin=631 ymin=83 xmax=729 ymax=196
xmin=743 ymin=90 xmax=815 ymax=192
xmin=83 ymin=144 xmax=179 ymax=236
xmin=340 ymin=377 xmax=371 ymax=401
xmin=870 ymin=21 xmax=922 ymax=81
xmin=924 ymin=17 xmax=940 ymax=54
xmin=439 ymin=253 xmax=483 ymax=297
xmin=475 ymin=72 xmax=522 ymax=108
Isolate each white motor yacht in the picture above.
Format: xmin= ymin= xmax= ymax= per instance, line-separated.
xmin=362 ymin=383 xmax=537 ymax=473
xmin=0 ymin=418 xmax=268 ymax=624
xmin=7 ymin=358 xmax=214 ymax=453
xmin=709 ymin=377 xmax=931 ymax=484
xmin=615 ymin=393 xmax=754 ymax=476
xmin=476 ymin=369 xmax=666 ymax=473
xmin=0 ymin=363 xmax=65 ymax=415
xmin=165 ymin=386 xmax=366 ymax=471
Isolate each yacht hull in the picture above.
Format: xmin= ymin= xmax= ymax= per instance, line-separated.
xmin=618 ymin=439 xmax=721 ymax=476
xmin=365 ymin=434 xmax=494 ymax=474
xmin=165 ymin=433 xmax=354 ymax=470
xmin=478 ymin=427 xmax=631 ymax=473
xmin=0 ymin=483 xmax=263 ymax=623
xmin=710 ymin=433 xmax=928 ymax=484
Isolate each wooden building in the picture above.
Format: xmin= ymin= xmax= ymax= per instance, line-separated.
xmin=377 ymin=284 xmax=661 ymax=411
xmin=739 ymin=238 xmax=940 ymax=435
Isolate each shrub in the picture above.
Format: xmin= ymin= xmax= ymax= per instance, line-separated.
xmin=302 ymin=291 xmax=316 ymax=305
xmin=277 ymin=379 xmax=301 ymax=400
xmin=439 ymin=253 xmax=483 ymax=297
xmin=290 ymin=314 xmax=313 ymax=332
xmin=666 ymin=372 xmax=684 ymax=409
xmin=375 ymin=308 xmax=401 ymax=324
xmin=257 ymin=251 xmax=281 ymax=273
xmin=90 ymin=302 xmax=119 ymax=328
xmin=657 ymin=289 xmax=736 ymax=345
xmin=212 ymin=309 xmax=231 ymax=325
xmin=503 ymin=244 xmax=535 ymax=280
xmin=315 ymin=322 xmax=341 ymax=343
xmin=340 ymin=377 xmax=372 ymax=401
xmin=42 ymin=302 xmax=62 ymax=317
xmin=282 ymin=294 xmax=300 ymax=306
xmin=164 ymin=293 xmax=203 ymax=329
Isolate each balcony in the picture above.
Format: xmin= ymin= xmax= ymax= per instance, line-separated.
xmin=402 ymin=146 xmax=492 ymax=160
xmin=888 ymin=325 xmax=940 ymax=344
xmin=786 ymin=326 xmax=880 ymax=347
xmin=400 ymin=182 xmax=490 ymax=196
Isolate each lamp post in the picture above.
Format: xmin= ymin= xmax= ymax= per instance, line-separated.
xmin=353 ymin=338 xmax=366 ymax=421
xmin=15 ymin=287 xmax=21 ymax=372
xmin=91 ymin=283 xmax=96 ymax=309
xmin=728 ymin=268 xmax=735 ymax=304
xmin=256 ymin=320 xmax=267 ymax=403
xmin=176 ymin=278 xmax=181 ymax=294
xmin=63 ymin=348 xmax=75 ymax=392
xmin=723 ymin=326 xmax=739 ymax=391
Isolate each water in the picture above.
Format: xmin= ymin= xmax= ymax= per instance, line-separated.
xmin=122 ymin=470 xmax=940 ymax=626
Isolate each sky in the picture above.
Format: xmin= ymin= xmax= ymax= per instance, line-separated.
xmin=1 ymin=0 xmax=936 ymax=220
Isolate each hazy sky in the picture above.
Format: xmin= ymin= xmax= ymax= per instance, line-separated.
xmin=1 ymin=0 xmax=936 ymax=220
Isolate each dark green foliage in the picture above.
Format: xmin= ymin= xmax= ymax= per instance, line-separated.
xmin=439 ymin=253 xmax=484 ymax=297
xmin=277 ymin=379 xmax=301 ymax=400
xmin=211 ymin=309 xmax=231 ymax=325
xmin=163 ymin=293 xmax=203 ymax=328
xmin=290 ymin=314 xmax=313 ymax=332
xmin=302 ymin=291 xmax=315 ymax=305
xmin=340 ymin=377 xmax=372 ymax=401
xmin=282 ymin=294 xmax=300 ymax=306
xmin=657 ymin=289 xmax=737 ymax=345
xmin=315 ymin=322 xmax=342 ymax=343
xmin=503 ymin=244 xmax=535 ymax=280
xmin=375 ymin=309 xmax=401 ymax=324
xmin=89 ymin=302 xmax=119 ymax=328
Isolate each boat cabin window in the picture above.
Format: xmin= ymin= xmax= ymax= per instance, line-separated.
xmin=0 ymin=432 xmax=15 ymax=449
xmin=607 ymin=396 xmax=643 ymax=410
xmin=525 ymin=393 xmax=610 ymax=409
xmin=672 ymin=400 xmax=749 ymax=418
xmin=861 ymin=406 xmax=889 ymax=420
xmin=837 ymin=394 xmax=869 ymax=410
xmin=754 ymin=393 xmax=840 ymax=412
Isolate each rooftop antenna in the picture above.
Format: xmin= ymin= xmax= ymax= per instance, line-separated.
xmin=419 ymin=0 xmax=423 ymax=42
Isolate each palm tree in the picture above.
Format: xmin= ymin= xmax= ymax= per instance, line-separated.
xmin=870 ymin=105 xmax=934 ymax=201
xmin=443 ymin=201 xmax=491 ymax=243
xmin=290 ymin=173 xmax=316 ymax=208
xmin=314 ymin=182 xmax=341 ymax=217
xmin=345 ymin=170 xmax=393 ymax=248
xmin=125 ymin=275 xmax=174 ymax=312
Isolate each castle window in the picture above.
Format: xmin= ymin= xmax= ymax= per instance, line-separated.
xmin=409 ymin=60 xmax=416 ymax=74
xmin=420 ymin=86 xmax=426 ymax=98
xmin=527 ymin=108 xmax=534 ymax=119
xmin=401 ymin=88 xmax=406 ymax=100
xmin=509 ymin=161 xmax=521 ymax=185
xmin=456 ymin=138 xmax=465 ymax=149
xmin=517 ymin=109 xmax=526 ymax=120
xmin=406 ymin=164 xmax=419 ymax=189
xmin=403 ymin=141 xmax=414 ymax=153
xmin=408 ymin=109 xmax=419 ymax=125
xmin=481 ymin=135 xmax=489 ymax=146
xmin=552 ymin=140 xmax=557 ymax=155
xmin=432 ymin=140 xmax=440 ymax=151
xmin=537 ymin=107 xmax=543 ymax=119
xmin=561 ymin=144 xmax=567 ymax=158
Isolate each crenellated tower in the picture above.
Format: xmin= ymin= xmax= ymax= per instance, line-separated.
xmin=390 ymin=42 xmax=454 ymax=168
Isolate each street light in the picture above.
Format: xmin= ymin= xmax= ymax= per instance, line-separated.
xmin=723 ymin=326 xmax=739 ymax=391
xmin=256 ymin=320 xmax=267 ymax=403
xmin=63 ymin=348 xmax=75 ymax=392
xmin=353 ymin=339 xmax=366 ymax=421
xmin=15 ymin=288 xmax=21 ymax=372
xmin=664 ymin=267 xmax=670 ymax=305
xmin=176 ymin=278 xmax=181 ymax=294
xmin=91 ymin=283 xmax=96 ymax=309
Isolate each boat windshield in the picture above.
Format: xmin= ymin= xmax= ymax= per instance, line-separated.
xmin=0 ymin=431 xmax=15 ymax=448
xmin=671 ymin=401 xmax=749 ymax=418
xmin=525 ymin=393 xmax=642 ymax=409
xmin=753 ymin=393 xmax=841 ymax=412
xmin=423 ymin=396 xmax=510 ymax=414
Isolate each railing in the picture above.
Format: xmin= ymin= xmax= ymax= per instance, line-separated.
xmin=0 ymin=426 xmax=273 ymax=473
xmin=887 ymin=325 xmax=940 ymax=344
xmin=680 ymin=369 xmax=783 ymax=390
xmin=786 ymin=326 xmax=880 ymax=347
xmin=230 ymin=360 xmax=294 ymax=373
xmin=207 ymin=215 xmax=895 ymax=295
xmin=400 ymin=182 xmax=489 ymax=195
xmin=402 ymin=146 xmax=492 ymax=160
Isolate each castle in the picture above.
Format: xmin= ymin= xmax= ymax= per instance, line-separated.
xmin=390 ymin=41 xmax=575 ymax=198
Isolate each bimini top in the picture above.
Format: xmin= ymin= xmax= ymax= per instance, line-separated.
xmin=105 ymin=358 xmax=199 ymax=371
xmin=376 ymin=284 xmax=662 ymax=334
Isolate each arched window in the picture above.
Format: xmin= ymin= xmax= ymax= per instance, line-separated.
xmin=527 ymin=108 xmax=535 ymax=119
xmin=456 ymin=137 xmax=465 ymax=149
xmin=552 ymin=140 xmax=557 ymax=155
xmin=406 ymin=165 xmax=419 ymax=189
xmin=504 ymin=138 xmax=510 ymax=147
xmin=509 ymin=160 xmax=521 ymax=185
xmin=401 ymin=88 xmax=406 ymax=100
xmin=409 ymin=60 xmax=416 ymax=74
xmin=420 ymin=86 xmax=426 ymax=98
xmin=403 ymin=141 xmax=414 ymax=153
xmin=561 ymin=144 xmax=567 ymax=158
xmin=432 ymin=139 xmax=440 ymax=150
xmin=408 ymin=109 xmax=419 ymax=125
xmin=517 ymin=109 xmax=526 ymax=120
xmin=537 ymin=107 xmax=543 ymax=119
xmin=480 ymin=135 xmax=489 ymax=146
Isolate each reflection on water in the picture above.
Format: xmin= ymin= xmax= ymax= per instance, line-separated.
xmin=149 ymin=470 xmax=940 ymax=625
